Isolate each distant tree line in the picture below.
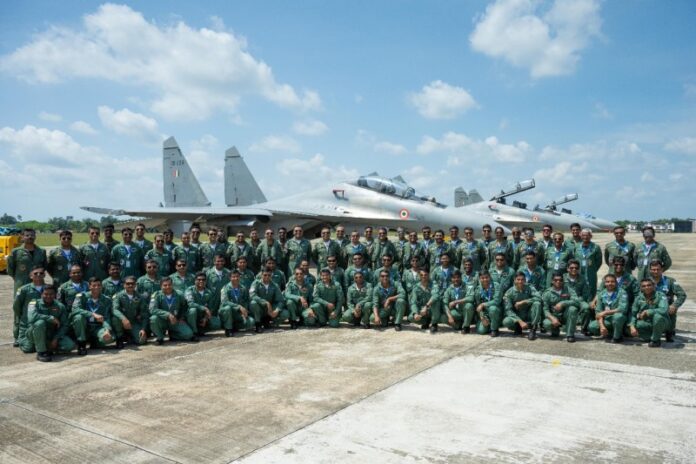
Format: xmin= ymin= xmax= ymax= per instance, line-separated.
xmin=0 ymin=213 xmax=121 ymax=233
xmin=615 ymin=218 xmax=694 ymax=228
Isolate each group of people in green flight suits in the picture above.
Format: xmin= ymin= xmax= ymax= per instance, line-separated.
xmin=6 ymin=220 xmax=685 ymax=362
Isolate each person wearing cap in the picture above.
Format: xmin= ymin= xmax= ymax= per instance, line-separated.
xmin=309 ymin=268 xmax=344 ymax=328
xmin=19 ymin=285 xmax=75 ymax=361
xmin=574 ymin=228 xmax=602 ymax=298
xmin=47 ymin=230 xmax=82 ymax=287
xmin=513 ymin=229 xmax=544 ymax=270
xmin=372 ymin=270 xmax=407 ymax=330
xmin=342 ymin=270 xmax=373 ymax=328
xmin=111 ymin=275 xmax=149 ymax=346
xmin=407 ymin=269 xmax=439 ymax=333
xmin=221 ymin=270 xmax=257 ymax=335
xmin=632 ymin=226 xmax=672 ymax=281
xmin=604 ymin=226 xmax=636 ymax=272
xmin=502 ymin=272 xmax=542 ymax=340
xmin=465 ymin=271 xmax=503 ymax=336
xmin=185 ymin=272 xmax=222 ymax=337
xmin=456 ymin=227 xmax=487 ymax=273
xmin=541 ymin=272 xmax=581 ymax=342
xmin=589 ymin=274 xmax=629 ymax=343
xmin=629 ymin=279 xmax=669 ymax=347
xmin=649 ymin=260 xmax=686 ymax=343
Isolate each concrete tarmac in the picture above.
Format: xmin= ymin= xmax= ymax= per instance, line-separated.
xmin=1 ymin=233 xmax=694 ymax=463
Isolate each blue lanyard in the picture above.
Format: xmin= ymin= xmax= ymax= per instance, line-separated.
xmin=381 ymin=286 xmax=392 ymax=298
xmin=615 ymin=241 xmax=629 ymax=254
xmin=602 ymin=291 xmax=618 ymax=306
xmin=643 ymin=243 xmax=655 ymax=256
xmin=481 ymin=286 xmax=492 ymax=300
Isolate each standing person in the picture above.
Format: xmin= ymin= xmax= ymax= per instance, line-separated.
xmin=12 ymin=266 xmax=46 ymax=347
xmin=362 ymin=226 xmax=376 ymax=268
xmin=205 ymin=255 xmax=230 ymax=312
xmin=633 ymin=226 xmax=672 ymax=280
xmin=312 ymin=227 xmax=342 ymax=269
xmin=604 ymin=225 xmax=636 ymax=272
xmin=189 ymin=224 xmax=203 ymax=250
xmin=162 ymin=229 xmax=176 ymax=253
xmin=401 ymin=231 xmax=428 ymax=271
xmin=111 ymin=227 xmax=144 ymax=280
xmin=133 ymin=223 xmax=153 ymax=254
xmin=481 ymin=224 xmax=494 ymax=248
xmin=371 ymin=227 xmax=397 ymax=269
xmin=103 ymin=224 xmax=120 ymax=253
xmin=502 ymin=273 xmax=542 ymax=340
xmin=513 ymin=229 xmax=544 ymax=270
xmin=148 ymin=277 xmax=197 ymax=344
xmin=71 ymin=278 xmax=116 ymax=353
xmin=421 ymin=226 xmax=433 ymax=249
xmin=589 ymin=274 xmax=629 ymax=344
xmin=102 ymin=263 xmax=124 ymax=297
xmin=277 ymin=227 xmax=290 ymax=278
xmin=343 ymin=231 xmax=367 ymax=269
xmin=200 ymin=228 xmax=226 ymax=271
xmin=541 ymin=272 xmax=581 ymax=343
xmin=220 ymin=270 xmax=256 ymax=336
xmin=565 ymin=223 xmax=582 ymax=248
xmin=145 ymin=234 xmax=173 ymax=278
xmin=8 ymin=228 xmax=48 ymax=293
xmin=650 ymin=260 xmax=686 ymax=343
xmin=257 ymin=228 xmax=283 ymax=268
xmin=136 ymin=260 xmax=161 ymax=305
xmin=76 ymin=242 xmax=108 ymax=289
xmin=465 ymin=271 xmax=503 ymax=336
xmin=427 ymin=229 xmax=453 ymax=272
xmin=564 ymin=260 xmax=592 ymax=335
xmin=286 ymin=225 xmax=311 ymax=277
xmin=457 ymin=227 xmax=487 ymax=273
xmin=47 ymin=230 xmax=82 ymax=287
xmin=629 ymin=279 xmax=669 ymax=347
xmin=248 ymin=228 xmax=262 ymax=272
xmin=544 ymin=232 xmax=574 ymax=287
xmin=540 ymin=224 xmax=554 ymax=250
xmin=111 ymin=276 xmax=149 ymax=346
xmin=487 ymin=226 xmax=513 ymax=268
xmin=19 ymin=285 xmax=75 ymax=361
xmin=574 ymin=229 xmax=602 ymax=299
xmin=394 ymin=227 xmax=408 ymax=271
xmin=172 ymin=231 xmax=201 ymax=274
xmin=509 ymin=227 xmax=523 ymax=258
xmin=335 ymin=225 xmax=350 ymax=249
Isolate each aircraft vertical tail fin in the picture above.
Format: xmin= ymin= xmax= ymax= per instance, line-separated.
xmin=224 ymin=146 xmax=267 ymax=206
xmin=454 ymin=187 xmax=468 ymax=207
xmin=162 ymin=136 xmax=211 ymax=207
xmin=467 ymin=189 xmax=484 ymax=204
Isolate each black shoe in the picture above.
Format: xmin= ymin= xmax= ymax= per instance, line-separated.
xmin=363 ymin=323 xmax=370 ymax=329
xmin=608 ymin=337 xmax=623 ymax=344
xmin=190 ymin=336 xmax=199 ymax=342
xmin=490 ymin=329 xmax=499 ymax=337
xmin=550 ymin=332 xmax=560 ymax=338
xmin=36 ymin=352 xmax=52 ymax=362
xmin=539 ymin=325 xmax=547 ymax=334
xmin=430 ymin=324 xmax=438 ymax=334
xmin=290 ymin=321 xmax=298 ymax=330
xmin=421 ymin=323 xmax=429 ymax=330
xmin=255 ymin=323 xmax=264 ymax=334
xmin=224 ymin=329 xmax=233 ymax=337
xmin=514 ymin=325 xmax=522 ymax=335
xmin=116 ymin=338 xmax=124 ymax=349
xmin=156 ymin=338 xmax=164 ymax=345
xmin=461 ymin=326 xmax=471 ymax=334
xmin=78 ymin=343 xmax=88 ymax=355
xmin=197 ymin=331 xmax=206 ymax=337
xmin=665 ymin=331 xmax=675 ymax=343
xmin=566 ymin=336 xmax=576 ymax=343
xmin=262 ymin=320 xmax=271 ymax=329
xmin=395 ymin=324 xmax=402 ymax=332
xmin=528 ymin=328 xmax=537 ymax=341
xmin=353 ymin=320 xmax=360 ymax=327
xmin=648 ymin=340 xmax=661 ymax=348
xmin=12 ymin=340 xmax=19 ymax=348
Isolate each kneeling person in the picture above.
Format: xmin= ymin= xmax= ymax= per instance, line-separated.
xmin=589 ymin=274 xmax=629 ymax=343
xmin=309 ymin=268 xmax=344 ymax=328
xmin=149 ymin=277 xmax=197 ymax=344
xmin=502 ymin=272 xmax=542 ymax=340
xmin=464 ymin=271 xmax=502 ymax=336
xmin=111 ymin=276 xmax=148 ymax=346
xmin=342 ymin=270 xmax=372 ymax=328
xmin=220 ymin=270 xmax=256 ymax=336
xmin=541 ymin=272 xmax=581 ymax=342
xmin=441 ymin=270 xmax=468 ymax=332
xmin=250 ymin=268 xmax=288 ymax=330
xmin=373 ymin=270 xmax=407 ymax=330
xmin=283 ymin=268 xmax=312 ymax=329
xmin=20 ymin=285 xmax=75 ymax=361
xmin=629 ymin=279 xmax=669 ymax=348
xmin=185 ymin=272 xmax=222 ymax=337
xmin=71 ymin=278 xmax=116 ymax=354
xmin=407 ymin=270 xmax=439 ymax=332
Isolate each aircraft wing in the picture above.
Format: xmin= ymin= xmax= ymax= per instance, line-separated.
xmin=81 ymin=206 xmax=272 ymax=219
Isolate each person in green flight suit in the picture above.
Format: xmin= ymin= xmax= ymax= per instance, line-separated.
xmin=629 ymin=278 xmax=669 ymax=347
xmin=71 ymin=278 xmax=116 ymax=354
xmin=286 ymin=225 xmax=312 ymax=277
xmin=541 ymin=272 xmax=581 ymax=342
xmin=456 ymin=227 xmax=488 ymax=273
xmin=133 ymin=223 xmax=153 ymax=255
xmin=57 ymin=264 xmax=89 ymax=314
xmin=342 ymin=270 xmax=373 ymax=328
xmin=588 ymin=274 xmax=629 ymax=344
xmin=185 ymin=272 xmax=222 ymax=336
xmin=312 ymin=227 xmax=343 ymax=269
xmin=283 ymin=267 xmax=312 ymax=329
xmin=12 ymin=266 xmax=46 ymax=347
xmin=407 ymin=269 xmax=440 ymax=333
xmin=18 ymin=285 xmax=75 ymax=361
xmin=502 ymin=272 xmax=542 ymax=340
xmin=603 ymin=225 xmax=636 ymax=272
xmin=220 ymin=270 xmax=257 ymax=336
xmin=250 ymin=268 xmax=288 ymax=330
xmin=170 ymin=259 xmax=195 ymax=293
xmin=574 ymin=229 xmax=602 ymax=299
xmin=441 ymin=270 xmax=468 ymax=332
xmin=649 ymin=260 xmax=686 ymax=343
xmin=103 ymin=224 xmax=120 ymax=254
xmin=148 ymin=277 xmax=197 ymax=344
xmin=102 ymin=262 xmax=124 ymax=297
xmin=633 ymin=226 xmax=672 ymax=281
xmin=372 ymin=270 xmax=407 ymax=330
xmin=310 ymin=269 xmax=344 ymax=328
xmin=47 ymin=230 xmax=82 ymax=287
xmin=371 ymin=227 xmax=397 ymax=269
xmin=544 ymin=232 xmax=574 ymax=287
xmin=145 ymin=234 xmax=174 ymax=278
xmin=172 ymin=231 xmax=201 ymax=274
xmin=8 ymin=228 xmax=48 ymax=293
xmin=111 ymin=276 xmax=149 ymax=346
xmin=111 ymin=227 xmax=144 ymax=280
xmin=464 ymin=271 xmax=503 ymax=336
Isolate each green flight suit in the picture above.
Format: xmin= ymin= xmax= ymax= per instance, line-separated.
xmin=588 ymin=288 xmax=629 ymax=340
xmin=111 ymin=243 xmax=144 ymax=280
xmin=441 ymin=284 xmax=469 ymax=329
xmin=394 ymin=239 xmax=409 ymax=271
xmin=13 ymin=284 xmax=43 ymax=342
xmin=362 ymin=238 xmax=376 ymax=269
xmin=604 ymin=240 xmax=637 ymax=272
xmin=104 ymin=239 xmax=120 ymax=254
xmin=7 ymin=245 xmax=47 ymax=292
xmin=464 ymin=282 xmax=503 ymax=334
xmin=47 ymin=246 xmax=82 ymax=287
xmin=633 ymin=241 xmax=672 ymax=280
xmin=236 ymin=268 xmax=256 ymax=290
xmin=502 ymin=284 xmax=542 ymax=330
xmin=372 ymin=282 xmax=407 ymax=327
xmin=170 ymin=272 xmax=195 ymax=294
xmin=283 ymin=280 xmax=313 ymax=323
xmin=344 ymin=266 xmax=373 ymax=289
xmin=310 ymin=281 xmax=344 ymax=327
xmin=541 ymin=285 xmax=580 ymax=337
xmin=518 ymin=265 xmax=546 ymax=292
xmin=257 ymin=240 xmax=284 ymax=269
xmin=255 ymin=269 xmax=286 ymax=291
xmin=460 ymin=271 xmax=479 ymax=295
xmin=101 ymin=278 xmax=124 ymax=298
xmin=373 ymin=266 xmax=401 ymax=287
xmin=227 ymin=241 xmax=254 ymax=271
xmin=490 ymin=266 xmax=514 ymax=296
xmin=407 ymin=282 xmax=440 ymax=327
xmin=133 ymin=238 xmax=153 ymax=255
xmin=249 ymin=239 xmax=263 ymax=272
xmin=653 ymin=275 xmax=686 ymax=334
xmin=371 ymin=239 xmax=397 ymax=269
xmin=401 ymin=268 xmax=421 ymax=298
xmin=220 ymin=283 xmax=255 ymax=331
xmin=249 ymin=280 xmax=287 ymax=326
xmin=200 ymin=242 xmax=228 ymax=271
xmin=430 ymin=265 xmax=457 ymax=297
xmin=71 ymin=293 xmax=116 ymax=346
xmin=79 ymin=242 xmax=110 ymax=281
xmin=544 ymin=244 xmax=574 ymax=286
xmin=145 ymin=249 xmax=173 ymax=278
xmin=342 ymin=282 xmax=373 ymax=325
xmin=148 ymin=290 xmax=195 ymax=341
xmin=574 ymin=242 xmax=602 ymax=298
xmin=205 ymin=267 xmax=231 ymax=312
xmin=342 ymin=242 xmax=368 ymax=269
xmin=184 ymin=286 xmax=222 ymax=334
xmin=487 ymin=240 xmax=514 ymax=269
xmin=564 ymin=274 xmax=592 ymax=330
xmin=286 ymin=237 xmax=311 ymax=276
xmin=457 ymin=240 xmax=487 ymax=273
xmin=449 ymin=238 xmax=464 ymax=268
xmin=427 ymin=241 xmax=454 ymax=271
xmin=327 ymin=266 xmax=346 ymax=296
xmin=172 ymin=245 xmax=201 ymax=274
xmin=136 ymin=275 xmax=161 ymax=305
xmin=57 ymin=281 xmax=89 ymax=315
xmin=600 ymin=271 xmax=640 ymax=312
xmin=513 ymin=241 xmax=545 ymax=270
xmin=111 ymin=290 xmax=148 ymax=344
xmin=630 ymin=291 xmax=669 ymax=343
xmin=312 ymin=239 xmax=343 ymax=269
xmin=19 ymin=298 xmax=75 ymax=354
xmin=400 ymin=242 xmax=428 ymax=271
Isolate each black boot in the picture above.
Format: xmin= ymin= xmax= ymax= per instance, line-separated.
xmin=116 ymin=337 xmax=124 ymax=349
xmin=566 ymin=336 xmax=576 ymax=343
xmin=36 ymin=352 xmax=52 ymax=362
xmin=430 ymin=324 xmax=438 ymax=334
xmin=527 ymin=326 xmax=537 ymax=341
xmin=514 ymin=325 xmax=523 ymax=335
xmin=490 ymin=329 xmax=500 ymax=337
xmin=461 ymin=326 xmax=471 ymax=334
xmin=648 ymin=340 xmax=661 ymax=348
xmin=225 ymin=329 xmax=233 ymax=337
xmin=156 ymin=338 xmax=165 ymax=345
xmin=255 ymin=323 xmax=264 ymax=333
xmin=395 ymin=324 xmax=402 ymax=332
xmin=77 ymin=342 xmax=88 ymax=356
xmin=665 ymin=331 xmax=675 ymax=343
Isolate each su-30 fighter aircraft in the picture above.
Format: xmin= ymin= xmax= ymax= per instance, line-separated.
xmin=83 ymin=137 xmax=509 ymax=236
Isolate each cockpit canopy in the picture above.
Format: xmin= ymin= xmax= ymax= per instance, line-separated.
xmin=355 ymin=175 xmax=416 ymax=199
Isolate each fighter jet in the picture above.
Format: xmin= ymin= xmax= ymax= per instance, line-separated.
xmin=454 ymin=180 xmax=601 ymax=231
xmin=536 ymin=193 xmax=618 ymax=232
xmin=83 ymin=137 xmax=508 ymax=236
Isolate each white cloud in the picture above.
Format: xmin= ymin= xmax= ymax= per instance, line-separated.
xmin=0 ymin=125 xmax=96 ymax=167
xmin=470 ymin=0 xmax=602 ymax=78
xmin=270 ymin=154 xmax=359 ymax=196
xmin=664 ymin=137 xmax=696 ymax=155
xmin=401 ymin=165 xmax=437 ymax=190
xmin=593 ymin=102 xmax=612 ymax=119
xmin=249 ymin=135 xmax=301 ymax=154
xmin=416 ymin=131 xmax=530 ymax=163
xmin=1 ymin=4 xmax=321 ymax=121
xmin=38 ymin=111 xmax=62 ymax=122
xmin=293 ymin=119 xmax=328 ymax=136
xmin=409 ymin=80 xmax=478 ymax=119
xmin=98 ymin=106 xmax=161 ymax=142
xmin=533 ymin=160 xmax=588 ymax=185
xmin=374 ymin=141 xmax=407 ymax=155
xmin=70 ymin=120 xmax=98 ymax=135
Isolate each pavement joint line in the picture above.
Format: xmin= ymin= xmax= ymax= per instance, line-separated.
xmin=6 ymin=400 xmax=183 ymax=464
xmin=228 ymin=334 xmax=495 ymax=463
xmin=484 ymin=351 xmax=696 ymax=383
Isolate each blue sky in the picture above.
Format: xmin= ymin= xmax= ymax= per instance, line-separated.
xmin=1 ymin=0 xmax=695 ymax=221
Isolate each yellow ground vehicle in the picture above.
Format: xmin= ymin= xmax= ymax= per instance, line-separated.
xmin=0 ymin=234 xmax=21 ymax=273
